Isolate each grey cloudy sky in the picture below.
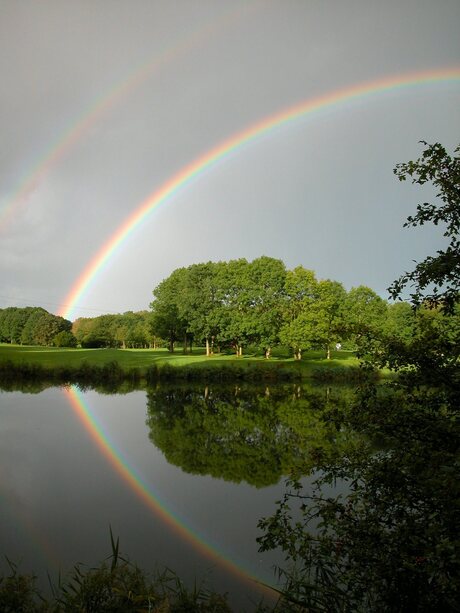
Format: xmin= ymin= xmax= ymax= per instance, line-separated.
xmin=1 ymin=0 xmax=459 ymax=320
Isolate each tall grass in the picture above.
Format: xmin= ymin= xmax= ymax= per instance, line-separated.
xmin=0 ymin=530 xmax=274 ymax=612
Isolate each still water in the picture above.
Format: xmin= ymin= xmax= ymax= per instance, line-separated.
xmin=0 ymin=383 xmax=343 ymax=610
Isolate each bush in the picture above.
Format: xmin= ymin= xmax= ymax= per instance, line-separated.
xmin=53 ymin=331 xmax=77 ymax=347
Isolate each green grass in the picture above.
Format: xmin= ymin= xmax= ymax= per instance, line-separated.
xmin=0 ymin=344 xmax=359 ymax=375
xmin=0 ymin=344 xmax=374 ymax=388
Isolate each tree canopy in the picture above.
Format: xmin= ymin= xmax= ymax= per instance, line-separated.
xmin=150 ymin=257 xmax=410 ymax=359
xmin=0 ymin=307 xmax=73 ymax=346
xmin=389 ymin=141 xmax=460 ymax=312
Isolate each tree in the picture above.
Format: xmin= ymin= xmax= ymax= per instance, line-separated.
xmin=295 ymin=279 xmax=347 ymax=359
xmin=176 ymin=262 xmax=223 ymax=356
xmin=150 ymin=268 xmax=188 ymax=352
xmin=383 ymin=301 xmax=415 ymax=343
xmin=345 ymin=285 xmax=388 ymax=346
xmin=215 ymin=258 xmax=250 ymax=356
xmin=17 ymin=308 xmax=71 ymax=346
xmin=215 ymin=256 xmax=286 ymax=357
xmin=388 ymin=141 xmax=460 ymax=312
xmin=0 ymin=307 xmax=41 ymax=344
xmin=244 ymin=256 xmax=286 ymax=357
xmin=280 ymin=267 xmax=318 ymax=359
xmin=53 ymin=330 xmax=77 ymax=347
xmin=257 ymin=141 xmax=460 ymax=611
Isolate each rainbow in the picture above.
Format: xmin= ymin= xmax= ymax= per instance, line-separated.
xmin=64 ymin=385 xmax=274 ymax=594
xmin=60 ymin=66 xmax=460 ymax=320
xmin=0 ymin=2 xmax=260 ymax=232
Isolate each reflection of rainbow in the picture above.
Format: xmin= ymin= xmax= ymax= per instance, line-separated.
xmin=64 ymin=385 xmax=273 ymax=595
xmin=60 ymin=66 xmax=460 ymax=320
xmin=0 ymin=2 xmax=260 ymax=232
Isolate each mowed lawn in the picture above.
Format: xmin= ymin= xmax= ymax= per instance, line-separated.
xmin=0 ymin=344 xmax=360 ymax=376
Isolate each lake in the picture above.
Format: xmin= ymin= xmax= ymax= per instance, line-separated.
xmin=0 ymin=383 xmax=348 ymax=610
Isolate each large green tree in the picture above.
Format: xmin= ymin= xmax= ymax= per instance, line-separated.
xmin=150 ymin=268 xmax=189 ymax=352
xmin=176 ymin=262 xmax=224 ymax=356
xmin=344 ymin=285 xmax=388 ymax=347
xmin=280 ymin=267 xmax=318 ymax=359
xmin=244 ymin=256 xmax=286 ymax=357
xmin=294 ymin=279 xmax=347 ymax=359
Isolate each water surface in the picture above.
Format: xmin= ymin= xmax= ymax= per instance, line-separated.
xmin=1 ymin=383 xmax=347 ymax=609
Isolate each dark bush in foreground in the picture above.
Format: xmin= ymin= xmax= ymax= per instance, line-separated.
xmin=0 ymin=359 xmax=303 ymax=387
xmin=0 ymin=544 xmax=236 ymax=612
xmin=311 ymin=365 xmax=379 ymax=383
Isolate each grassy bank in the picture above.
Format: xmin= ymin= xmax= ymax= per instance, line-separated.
xmin=0 ymin=344 xmax=366 ymax=386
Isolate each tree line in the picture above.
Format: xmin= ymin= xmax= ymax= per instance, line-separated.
xmin=0 ymin=307 xmax=74 ymax=347
xmin=0 ymin=263 xmax=437 ymax=356
xmin=72 ymin=311 xmax=154 ymax=348
xmin=0 ymin=308 xmax=155 ymax=349
xmin=1 ymin=260 xmax=453 ymax=357
xmin=150 ymin=256 xmax=419 ymax=358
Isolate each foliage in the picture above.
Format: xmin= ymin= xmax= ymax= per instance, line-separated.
xmin=388 ymin=141 xmax=460 ymax=312
xmin=53 ymin=330 xmax=77 ymax=347
xmin=258 ymin=406 xmax=459 ymax=611
xmin=0 ymin=559 xmax=47 ymax=612
xmin=257 ymin=141 xmax=460 ymax=611
xmin=279 ymin=267 xmax=317 ymax=359
xmin=150 ymin=268 xmax=190 ymax=352
xmin=0 ymin=533 xmax=232 ymax=612
xmin=150 ymin=258 xmax=405 ymax=359
xmin=150 ymin=257 xmax=288 ymax=356
xmin=0 ymin=307 xmax=71 ymax=346
xmin=146 ymin=385 xmax=357 ymax=487
xmin=344 ymin=285 xmax=387 ymax=342
xmin=72 ymin=311 xmax=154 ymax=349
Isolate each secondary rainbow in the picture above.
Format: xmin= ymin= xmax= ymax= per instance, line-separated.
xmin=0 ymin=2 xmax=259 ymax=232
xmin=60 ymin=66 xmax=460 ymax=320
xmin=64 ymin=385 xmax=274 ymax=593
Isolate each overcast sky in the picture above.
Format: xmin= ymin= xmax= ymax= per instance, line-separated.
xmin=1 ymin=0 xmax=459 ymax=320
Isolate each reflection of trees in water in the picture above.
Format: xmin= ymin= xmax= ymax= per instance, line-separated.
xmin=145 ymin=385 xmax=358 ymax=488
xmin=258 ymin=396 xmax=459 ymax=611
xmin=0 ymin=378 xmax=52 ymax=394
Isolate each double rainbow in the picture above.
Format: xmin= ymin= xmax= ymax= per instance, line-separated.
xmin=0 ymin=2 xmax=261 ymax=232
xmin=55 ymin=68 xmax=460 ymax=592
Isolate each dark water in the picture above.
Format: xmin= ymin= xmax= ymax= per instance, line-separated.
xmin=0 ymin=383 xmax=349 ymax=610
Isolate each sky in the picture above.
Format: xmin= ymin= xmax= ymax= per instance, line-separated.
xmin=1 ymin=0 xmax=459 ymax=321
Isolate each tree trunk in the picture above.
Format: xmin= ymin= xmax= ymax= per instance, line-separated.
xmin=206 ymin=337 xmax=210 ymax=357
xmin=238 ymin=345 xmax=243 ymax=357
xmin=265 ymin=347 xmax=271 ymax=359
xmin=326 ymin=345 xmax=331 ymax=359
xmin=169 ymin=338 xmax=174 ymax=352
